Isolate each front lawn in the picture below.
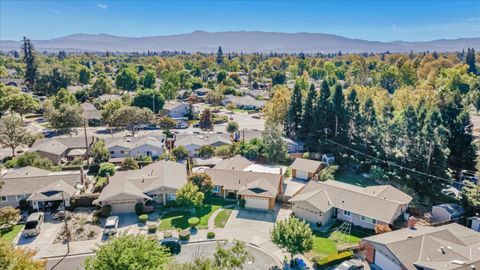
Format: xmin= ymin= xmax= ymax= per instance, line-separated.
xmin=197 ymin=205 xmax=221 ymax=228
xmin=0 ymin=225 xmax=24 ymax=242
xmin=214 ymin=209 xmax=232 ymax=228
xmin=334 ymin=169 xmax=378 ymax=187
xmin=158 ymin=211 xmax=192 ymax=230
xmin=308 ymin=222 xmax=374 ymax=259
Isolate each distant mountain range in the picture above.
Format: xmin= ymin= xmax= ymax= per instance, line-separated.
xmin=1 ymin=31 xmax=479 ymax=53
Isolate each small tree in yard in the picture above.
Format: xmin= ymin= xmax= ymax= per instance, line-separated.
xmin=85 ymin=234 xmax=171 ymax=270
xmin=199 ymin=108 xmax=213 ymax=131
xmin=98 ymin=162 xmax=115 ymax=177
xmin=122 ymin=157 xmax=139 ymax=170
xmin=317 ymin=165 xmax=339 ymax=182
xmin=0 ymin=207 xmax=20 ymax=225
xmin=271 ymin=216 xmax=313 ymax=260
xmin=197 ymin=145 xmax=215 ymax=159
xmin=171 ymin=145 xmax=189 ymax=161
xmin=0 ymin=238 xmax=46 ymax=270
xmin=91 ymin=139 xmax=110 ymax=165
xmin=158 ymin=116 xmax=177 ymax=131
xmin=226 ymin=121 xmax=239 ymax=136
xmin=214 ymin=240 xmax=254 ymax=269
xmin=0 ymin=115 xmax=33 ymax=157
xmin=176 ymin=182 xmax=204 ymax=214
xmin=188 ymin=173 xmax=214 ymax=194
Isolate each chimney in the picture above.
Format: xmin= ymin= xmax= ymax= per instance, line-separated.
xmin=407 ymin=216 xmax=417 ymax=230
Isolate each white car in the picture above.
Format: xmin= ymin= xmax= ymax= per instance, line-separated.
xmin=334 ymin=259 xmax=364 ymax=270
xmin=23 ymin=212 xmax=44 ymax=237
xmin=104 ymin=216 xmax=119 ymax=235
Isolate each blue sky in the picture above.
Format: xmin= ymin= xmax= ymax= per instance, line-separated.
xmin=1 ymin=0 xmax=479 ymax=42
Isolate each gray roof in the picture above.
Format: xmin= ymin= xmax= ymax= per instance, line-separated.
xmin=81 ymin=102 xmax=102 ymax=120
xmin=162 ymin=101 xmax=188 ymax=111
xmin=192 ymin=157 xmax=223 ymax=167
xmin=0 ymin=167 xmax=81 ymax=196
xmin=175 ymin=133 xmax=231 ymax=148
xmin=105 ymin=135 xmax=165 ymax=151
xmin=238 ymin=177 xmax=278 ymax=198
xmin=364 ymin=223 xmax=480 ymax=270
xmin=214 ymin=155 xmax=253 ymax=171
xmin=290 ymin=158 xmax=322 ymax=173
xmin=205 ymin=168 xmax=281 ymax=196
xmin=96 ymin=160 xmax=188 ymax=202
xmin=434 ymin=203 xmax=466 ymax=219
xmin=289 ymin=180 xmax=412 ymax=224
xmin=222 ymin=95 xmax=266 ymax=108
xmin=27 ymin=179 xmax=78 ymax=201
xmin=30 ymin=137 xmax=94 ymax=156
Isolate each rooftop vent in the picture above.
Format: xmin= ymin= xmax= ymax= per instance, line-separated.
xmin=452 ymin=260 xmax=466 ymax=265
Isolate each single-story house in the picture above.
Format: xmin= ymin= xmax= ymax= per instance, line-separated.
xmin=289 ymin=180 xmax=412 ymax=229
xmin=0 ymin=166 xmax=84 ymax=209
xmin=174 ymin=133 xmax=231 ymax=156
xmin=290 ymin=158 xmax=322 ymax=180
xmin=161 ymin=101 xmax=190 ymax=118
xmin=233 ymin=129 xmax=262 ymax=142
xmin=247 ymin=90 xmax=270 ymax=100
xmin=282 ymin=137 xmax=305 ymax=153
xmin=192 ymin=157 xmax=223 ymax=168
xmin=221 ymin=95 xmax=266 ymax=110
xmin=29 ymin=136 xmax=95 ymax=164
xmin=431 ymin=203 xmax=465 ymax=222
xmin=214 ymin=154 xmax=253 ymax=171
xmin=363 ymin=222 xmax=480 ymax=270
xmin=205 ymin=168 xmax=283 ymax=210
xmin=97 ymin=94 xmax=121 ymax=103
xmin=105 ymin=135 xmax=165 ymax=160
xmin=81 ymin=102 xmax=102 ymax=126
xmin=94 ymin=160 xmax=188 ymax=213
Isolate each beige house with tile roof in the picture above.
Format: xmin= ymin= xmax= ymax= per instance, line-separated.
xmin=289 ymin=180 xmax=412 ymax=229
xmin=363 ymin=223 xmax=480 ymax=270
xmin=94 ymin=160 xmax=188 ymax=213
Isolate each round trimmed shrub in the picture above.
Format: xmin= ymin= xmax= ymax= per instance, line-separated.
xmin=188 ymin=217 xmax=200 ymax=228
xmin=179 ymin=229 xmax=190 ymax=241
xmin=163 ymin=231 xmax=173 ymax=238
xmin=100 ymin=205 xmax=111 ymax=217
xmin=207 ymin=231 xmax=215 ymax=239
xmin=148 ymin=224 xmax=157 ymax=233
xmin=138 ymin=214 xmax=148 ymax=223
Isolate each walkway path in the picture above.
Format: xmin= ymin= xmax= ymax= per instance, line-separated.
xmin=207 ymin=204 xmax=236 ymax=229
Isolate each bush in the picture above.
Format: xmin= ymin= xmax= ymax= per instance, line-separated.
xmin=135 ymin=202 xmax=144 ymax=216
xmin=188 ymin=217 xmax=200 ymax=228
xmin=284 ymin=167 xmax=292 ymax=177
xmin=100 ymin=205 xmax=111 ymax=217
xmin=239 ymin=198 xmax=246 ymax=208
xmin=98 ymin=162 xmax=116 ymax=177
xmin=92 ymin=215 xmax=100 ymax=225
xmin=207 ymin=231 xmax=215 ymax=239
xmin=179 ymin=229 xmax=190 ymax=241
xmin=163 ymin=231 xmax=173 ymax=238
xmin=314 ymin=251 xmax=353 ymax=267
xmin=19 ymin=199 xmax=28 ymax=211
xmin=138 ymin=214 xmax=148 ymax=223
xmin=94 ymin=177 xmax=108 ymax=192
xmin=148 ymin=224 xmax=157 ymax=233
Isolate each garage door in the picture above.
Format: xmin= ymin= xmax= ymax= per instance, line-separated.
xmin=374 ymin=250 xmax=401 ymax=270
xmin=245 ymin=196 xmax=269 ymax=210
xmin=110 ymin=201 xmax=136 ymax=213
xmin=296 ymin=170 xmax=309 ymax=180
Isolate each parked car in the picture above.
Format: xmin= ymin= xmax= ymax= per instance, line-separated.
xmin=334 ymin=259 xmax=364 ymax=270
xmin=23 ymin=212 xmax=44 ymax=237
xmin=192 ymin=123 xmax=200 ymax=128
xmin=160 ymin=237 xmax=181 ymax=254
xmin=104 ymin=216 xmax=119 ymax=235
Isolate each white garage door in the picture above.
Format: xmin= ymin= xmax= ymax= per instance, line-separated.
xmin=110 ymin=201 xmax=136 ymax=213
xmin=375 ymin=250 xmax=401 ymax=270
xmin=245 ymin=196 xmax=269 ymax=210
xmin=296 ymin=170 xmax=309 ymax=180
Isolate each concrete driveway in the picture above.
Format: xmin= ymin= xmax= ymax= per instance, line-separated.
xmin=219 ymin=205 xmax=291 ymax=261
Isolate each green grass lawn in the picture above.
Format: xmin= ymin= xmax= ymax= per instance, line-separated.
xmin=334 ymin=169 xmax=378 ymax=187
xmin=214 ymin=209 xmax=232 ymax=228
xmin=158 ymin=211 xmax=192 ymax=230
xmin=309 ymin=222 xmax=374 ymax=259
xmin=0 ymin=225 xmax=24 ymax=242
xmin=197 ymin=205 xmax=221 ymax=228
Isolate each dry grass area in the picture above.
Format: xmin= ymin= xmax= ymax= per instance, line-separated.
xmin=54 ymin=212 xmax=101 ymax=243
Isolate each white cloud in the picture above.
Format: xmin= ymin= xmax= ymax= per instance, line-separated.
xmin=97 ymin=3 xmax=108 ymax=9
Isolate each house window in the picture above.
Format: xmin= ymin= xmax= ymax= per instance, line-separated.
xmin=120 ymin=150 xmax=125 ymax=154
xmin=343 ymin=210 xmax=351 ymax=217
xmin=361 ymin=216 xmax=376 ymax=224
xmin=16 ymin=194 xmax=27 ymax=201
xmin=212 ymin=185 xmax=221 ymax=193
xmin=150 ymin=194 xmax=158 ymax=198
xmin=166 ymin=194 xmax=176 ymax=201
xmin=110 ymin=151 xmax=114 ymax=155
xmin=0 ymin=196 xmax=7 ymax=202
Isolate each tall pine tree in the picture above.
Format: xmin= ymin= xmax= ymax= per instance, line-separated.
xmin=286 ymin=82 xmax=303 ymax=138
xmin=466 ymin=48 xmax=477 ymax=75
xmin=22 ymin=37 xmax=36 ymax=88
xmin=299 ymin=83 xmax=317 ymax=141
xmin=216 ymin=46 xmax=224 ymax=65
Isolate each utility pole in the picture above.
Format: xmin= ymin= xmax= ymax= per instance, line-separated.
xmin=152 ymin=95 xmax=155 ymax=113
xmin=426 ymin=141 xmax=433 ymax=172
xmin=83 ymin=119 xmax=90 ymax=165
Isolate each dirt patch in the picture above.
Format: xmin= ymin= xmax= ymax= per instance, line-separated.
xmin=54 ymin=212 xmax=101 ymax=243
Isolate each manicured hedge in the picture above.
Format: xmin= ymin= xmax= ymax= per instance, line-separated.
xmin=163 ymin=231 xmax=173 ymax=238
xmin=313 ymin=251 xmax=353 ymax=268
xmin=179 ymin=229 xmax=190 ymax=241
xmin=207 ymin=231 xmax=215 ymax=239
xmin=138 ymin=214 xmax=148 ymax=223
xmin=188 ymin=217 xmax=200 ymax=228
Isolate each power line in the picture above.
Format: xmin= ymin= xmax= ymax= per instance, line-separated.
xmin=326 ymin=139 xmax=453 ymax=183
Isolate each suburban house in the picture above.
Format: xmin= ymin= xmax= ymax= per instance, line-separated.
xmin=104 ymin=135 xmax=165 ymax=161
xmin=247 ymin=89 xmax=270 ymax=100
xmin=431 ymin=203 xmax=465 ymax=223
xmin=81 ymin=102 xmax=102 ymax=126
xmin=174 ymin=133 xmax=231 ymax=156
xmin=193 ymin=87 xmax=213 ymax=97
xmin=214 ymin=154 xmax=254 ymax=171
xmin=233 ymin=129 xmax=262 ymax=142
xmin=282 ymin=137 xmax=305 ymax=153
xmin=290 ymin=158 xmax=323 ymax=180
xmin=161 ymin=101 xmax=190 ymax=118
xmin=221 ymin=95 xmax=266 ymax=110
xmin=205 ymin=168 xmax=283 ymax=210
xmin=29 ymin=137 xmax=95 ymax=164
xmin=289 ymin=180 xmax=412 ymax=229
xmin=0 ymin=166 xmax=84 ymax=209
xmin=363 ymin=222 xmax=480 ymax=270
xmin=94 ymin=160 xmax=188 ymax=213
